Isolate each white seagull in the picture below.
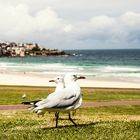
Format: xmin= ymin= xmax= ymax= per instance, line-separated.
xmin=35 ymin=76 xmax=65 ymax=115
xmin=37 ymin=76 xmax=65 ymax=105
xmin=33 ymin=74 xmax=85 ymax=127
xmin=22 ymin=76 xmax=65 ymax=116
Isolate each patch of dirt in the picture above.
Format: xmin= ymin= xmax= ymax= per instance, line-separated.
xmin=0 ymin=101 xmax=140 ymax=110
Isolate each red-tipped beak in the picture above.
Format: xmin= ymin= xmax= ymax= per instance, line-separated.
xmin=49 ymin=80 xmax=55 ymax=82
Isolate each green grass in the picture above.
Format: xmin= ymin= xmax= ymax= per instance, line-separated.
xmin=0 ymin=86 xmax=140 ymax=104
xmin=82 ymin=105 xmax=140 ymax=115
xmin=83 ymin=90 xmax=140 ymax=102
xmin=0 ymin=89 xmax=52 ymax=105
xmin=0 ymin=86 xmax=140 ymax=139
xmin=0 ymin=106 xmax=140 ymax=140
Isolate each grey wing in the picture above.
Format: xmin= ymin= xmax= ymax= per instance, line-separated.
xmin=34 ymin=91 xmax=64 ymax=109
xmin=35 ymin=91 xmax=56 ymax=106
xmin=53 ymin=94 xmax=80 ymax=108
xmin=34 ymin=91 xmax=80 ymax=110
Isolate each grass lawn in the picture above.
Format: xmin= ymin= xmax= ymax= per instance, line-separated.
xmin=0 ymin=86 xmax=140 ymax=104
xmin=0 ymin=86 xmax=140 ymax=139
xmin=0 ymin=106 xmax=140 ymax=140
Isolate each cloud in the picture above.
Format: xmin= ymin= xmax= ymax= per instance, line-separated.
xmin=66 ymin=11 xmax=140 ymax=44
xmin=0 ymin=0 xmax=140 ymax=49
xmin=0 ymin=3 xmax=68 ymax=41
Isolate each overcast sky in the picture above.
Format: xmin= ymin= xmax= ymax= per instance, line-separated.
xmin=0 ymin=0 xmax=140 ymax=49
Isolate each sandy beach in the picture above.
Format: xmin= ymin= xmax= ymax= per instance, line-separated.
xmin=0 ymin=71 xmax=139 ymax=89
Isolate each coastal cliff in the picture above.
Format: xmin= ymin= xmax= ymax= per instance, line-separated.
xmin=0 ymin=42 xmax=67 ymax=57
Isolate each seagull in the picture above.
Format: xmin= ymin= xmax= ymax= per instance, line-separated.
xmin=35 ymin=76 xmax=65 ymax=116
xmin=33 ymin=74 xmax=85 ymax=127
xmin=22 ymin=76 xmax=65 ymax=116
xmin=35 ymin=76 xmax=65 ymax=106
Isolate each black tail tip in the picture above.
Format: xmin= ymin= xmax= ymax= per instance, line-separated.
xmin=21 ymin=102 xmax=31 ymax=105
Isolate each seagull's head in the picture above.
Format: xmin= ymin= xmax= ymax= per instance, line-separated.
xmin=49 ymin=76 xmax=64 ymax=84
xmin=64 ymin=73 xmax=86 ymax=82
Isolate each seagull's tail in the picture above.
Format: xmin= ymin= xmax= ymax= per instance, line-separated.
xmin=33 ymin=105 xmax=45 ymax=113
xmin=21 ymin=100 xmax=41 ymax=106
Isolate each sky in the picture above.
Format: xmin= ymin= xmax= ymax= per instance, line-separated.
xmin=0 ymin=0 xmax=140 ymax=49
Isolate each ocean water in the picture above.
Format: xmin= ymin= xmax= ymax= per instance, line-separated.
xmin=0 ymin=49 xmax=140 ymax=82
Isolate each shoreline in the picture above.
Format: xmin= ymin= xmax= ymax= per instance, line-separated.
xmin=0 ymin=71 xmax=139 ymax=89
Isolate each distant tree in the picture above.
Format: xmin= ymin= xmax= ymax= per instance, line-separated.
xmin=42 ymin=48 xmax=46 ymax=51
xmin=0 ymin=47 xmax=2 ymax=56
xmin=32 ymin=46 xmax=40 ymax=51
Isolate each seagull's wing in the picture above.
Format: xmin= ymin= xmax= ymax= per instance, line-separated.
xmin=35 ymin=91 xmax=56 ymax=106
xmin=34 ymin=88 xmax=80 ymax=111
xmin=52 ymin=94 xmax=80 ymax=108
xmin=36 ymin=84 xmax=64 ymax=107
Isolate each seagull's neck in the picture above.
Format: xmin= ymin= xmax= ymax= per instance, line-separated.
xmin=65 ymin=81 xmax=80 ymax=91
xmin=55 ymin=82 xmax=65 ymax=91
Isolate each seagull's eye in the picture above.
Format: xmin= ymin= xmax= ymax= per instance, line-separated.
xmin=73 ymin=75 xmax=77 ymax=78
xmin=57 ymin=78 xmax=59 ymax=80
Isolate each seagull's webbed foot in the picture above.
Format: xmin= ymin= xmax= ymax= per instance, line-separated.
xmin=68 ymin=112 xmax=77 ymax=126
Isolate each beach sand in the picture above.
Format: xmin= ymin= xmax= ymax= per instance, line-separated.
xmin=0 ymin=71 xmax=139 ymax=88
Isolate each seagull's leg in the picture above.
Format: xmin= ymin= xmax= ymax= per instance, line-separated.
xmin=55 ymin=112 xmax=59 ymax=128
xmin=55 ymin=112 xmax=57 ymax=117
xmin=68 ymin=112 xmax=77 ymax=126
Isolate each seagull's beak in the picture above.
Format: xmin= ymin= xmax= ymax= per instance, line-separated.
xmin=77 ymin=76 xmax=86 ymax=80
xmin=49 ymin=80 xmax=55 ymax=82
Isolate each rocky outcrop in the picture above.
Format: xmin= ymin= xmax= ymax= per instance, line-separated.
xmin=0 ymin=42 xmax=67 ymax=57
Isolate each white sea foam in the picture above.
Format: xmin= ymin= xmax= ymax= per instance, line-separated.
xmin=0 ymin=62 xmax=140 ymax=82
xmin=103 ymin=66 xmax=140 ymax=72
xmin=0 ymin=62 xmax=80 ymax=73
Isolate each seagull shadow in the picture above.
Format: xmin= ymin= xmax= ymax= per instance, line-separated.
xmin=56 ymin=118 xmax=79 ymax=121
xmin=42 ymin=122 xmax=99 ymax=130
